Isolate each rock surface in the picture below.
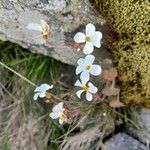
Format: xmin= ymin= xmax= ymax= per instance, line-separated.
xmin=127 ymin=108 xmax=150 ymax=147
xmin=0 ymin=0 xmax=112 ymax=68
xmin=104 ymin=133 xmax=149 ymax=150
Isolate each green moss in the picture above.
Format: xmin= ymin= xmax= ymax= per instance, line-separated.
xmin=92 ymin=0 xmax=150 ymax=107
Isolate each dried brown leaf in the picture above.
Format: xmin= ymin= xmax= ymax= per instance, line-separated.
xmin=109 ymin=99 xmax=124 ymax=108
xmin=44 ymin=99 xmax=52 ymax=104
xmin=65 ymin=41 xmax=84 ymax=51
xmin=102 ymin=68 xmax=118 ymax=81
xmin=102 ymin=86 xmax=120 ymax=97
xmin=44 ymin=93 xmax=55 ymax=103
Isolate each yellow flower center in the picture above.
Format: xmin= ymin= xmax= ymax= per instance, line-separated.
xmin=85 ymin=36 xmax=91 ymax=42
xmin=82 ymin=85 xmax=89 ymax=92
xmin=59 ymin=110 xmax=67 ymax=122
xmin=85 ymin=64 xmax=92 ymax=70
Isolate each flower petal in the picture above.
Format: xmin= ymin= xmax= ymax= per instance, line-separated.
xmin=74 ymin=32 xmax=86 ymax=43
xmin=92 ymin=31 xmax=102 ymax=48
xmin=33 ymin=93 xmax=39 ymax=100
xmin=74 ymin=80 xmax=82 ymax=87
xmin=88 ymin=83 xmax=98 ymax=93
xmin=49 ymin=85 xmax=54 ymax=89
xmin=40 ymin=84 xmax=51 ymax=92
xmin=39 ymin=92 xmax=46 ymax=98
xmin=34 ymin=86 xmax=41 ymax=92
xmin=76 ymin=89 xmax=84 ymax=98
xmin=83 ymin=42 xmax=94 ymax=55
xmin=86 ymin=92 xmax=93 ymax=101
xmin=27 ymin=23 xmax=43 ymax=32
xmin=77 ymin=58 xmax=85 ymax=65
xmin=34 ymin=83 xmax=51 ymax=92
xmin=90 ymin=65 xmax=102 ymax=76
xmin=80 ymin=71 xmax=90 ymax=83
xmin=76 ymin=65 xmax=84 ymax=75
xmin=52 ymin=102 xmax=64 ymax=113
xmin=86 ymin=23 xmax=95 ymax=36
xmin=49 ymin=112 xmax=59 ymax=119
xmin=59 ymin=118 xmax=64 ymax=124
xmin=85 ymin=55 xmax=95 ymax=64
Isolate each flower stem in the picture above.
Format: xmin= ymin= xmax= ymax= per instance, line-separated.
xmin=0 ymin=61 xmax=37 ymax=87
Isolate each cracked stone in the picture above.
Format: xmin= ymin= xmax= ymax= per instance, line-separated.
xmin=104 ymin=133 xmax=149 ymax=150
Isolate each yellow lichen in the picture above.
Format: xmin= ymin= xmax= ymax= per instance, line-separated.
xmin=92 ymin=0 xmax=150 ymax=107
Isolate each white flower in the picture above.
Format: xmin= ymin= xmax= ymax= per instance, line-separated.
xmin=76 ymin=55 xmax=102 ymax=83
xmin=27 ymin=20 xmax=50 ymax=40
xmin=75 ymin=79 xmax=98 ymax=101
xmin=74 ymin=23 xmax=102 ymax=54
xmin=49 ymin=102 xmax=67 ymax=124
xmin=33 ymin=83 xmax=53 ymax=100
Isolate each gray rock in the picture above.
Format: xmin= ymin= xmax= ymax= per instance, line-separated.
xmin=127 ymin=108 xmax=150 ymax=147
xmin=0 ymin=0 xmax=112 ymax=68
xmin=104 ymin=133 xmax=149 ymax=150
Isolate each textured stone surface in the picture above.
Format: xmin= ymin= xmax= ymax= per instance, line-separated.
xmin=0 ymin=0 xmax=112 ymax=68
xmin=127 ymin=108 xmax=150 ymax=147
xmin=104 ymin=133 xmax=149 ymax=150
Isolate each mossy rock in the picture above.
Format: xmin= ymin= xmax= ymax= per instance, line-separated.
xmin=92 ymin=0 xmax=150 ymax=107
